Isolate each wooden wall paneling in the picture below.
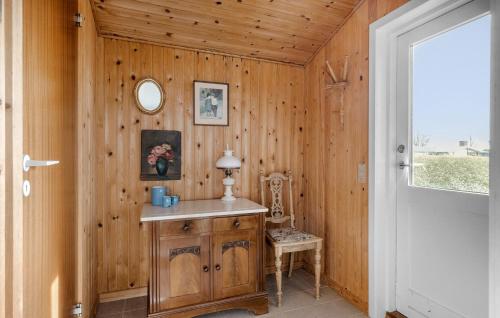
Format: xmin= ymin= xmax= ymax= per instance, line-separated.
xmin=240 ymin=59 xmax=251 ymax=199
xmin=212 ymin=54 xmax=226 ymax=199
xmin=116 ymin=39 xmax=130 ymax=292
xmin=266 ymin=63 xmax=278 ymax=175
xmin=291 ymin=66 xmax=306 ymax=231
xmin=104 ymin=38 xmax=118 ymax=292
xmin=302 ymin=0 xmax=407 ymax=312
xmin=96 ymin=36 xmax=107 ymax=294
xmin=9 ymin=0 xmax=23 ymax=315
xmin=96 ymin=39 xmax=305 ymax=295
xmin=203 ymin=54 xmax=216 ymax=200
xmin=182 ymin=51 xmax=196 ymax=201
xmin=128 ymin=40 xmax=144 ymax=292
xmin=171 ymin=48 xmax=185 ymax=197
xmin=127 ymin=41 xmax=140 ymax=292
xmin=248 ymin=60 xmax=261 ymax=204
xmin=0 ymin=0 xmax=5 ymax=313
xmin=229 ymin=57 xmax=243 ymax=197
xmin=194 ymin=53 xmax=206 ymax=200
xmin=139 ymin=42 xmax=155 ymax=290
xmin=76 ymin=0 xmax=98 ymax=315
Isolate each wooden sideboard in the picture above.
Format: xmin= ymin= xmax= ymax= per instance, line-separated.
xmin=141 ymin=199 xmax=269 ymax=318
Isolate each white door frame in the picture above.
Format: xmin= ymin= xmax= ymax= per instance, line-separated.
xmin=368 ymin=0 xmax=499 ymax=318
xmin=489 ymin=0 xmax=500 ymax=316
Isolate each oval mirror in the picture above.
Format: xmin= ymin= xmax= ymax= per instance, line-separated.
xmin=134 ymin=78 xmax=165 ymax=114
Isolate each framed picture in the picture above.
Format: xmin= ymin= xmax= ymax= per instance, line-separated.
xmin=193 ymin=80 xmax=229 ymax=126
xmin=140 ymin=130 xmax=181 ymax=181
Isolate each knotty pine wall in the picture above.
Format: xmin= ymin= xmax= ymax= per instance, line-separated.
xmin=303 ymin=0 xmax=407 ymax=312
xmin=77 ymin=0 xmax=98 ymax=315
xmin=95 ymin=38 xmax=306 ymax=296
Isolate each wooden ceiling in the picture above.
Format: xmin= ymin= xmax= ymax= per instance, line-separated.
xmin=90 ymin=0 xmax=360 ymax=65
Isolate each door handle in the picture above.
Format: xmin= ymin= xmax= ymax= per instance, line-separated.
xmin=23 ymin=154 xmax=59 ymax=172
xmin=399 ymin=161 xmax=410 ymax=169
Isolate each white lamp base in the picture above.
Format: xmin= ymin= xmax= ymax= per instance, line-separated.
xmin=221 ymin=176 xmax=236 ymax=201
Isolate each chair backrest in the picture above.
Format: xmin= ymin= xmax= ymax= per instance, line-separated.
xmin=259 ymin=171 xmax=295 ymax=229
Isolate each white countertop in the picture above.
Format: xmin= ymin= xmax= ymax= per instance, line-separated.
xmin=140 ymin=198 xmax=268 ymax=222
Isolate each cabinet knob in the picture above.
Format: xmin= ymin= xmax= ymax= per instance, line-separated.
xmin=183 ymin=223 xmax=191 ymax=231
xmin=233 ymin=219 xmax=240 ymax=228
xmin=203 ymin=265 xmax=209 ymax=272
xmin=215 ymin=264 xmax=221 ymax=271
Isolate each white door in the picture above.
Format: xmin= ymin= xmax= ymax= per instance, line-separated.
xmin=396 ymin=1 xmax=491 ymax=317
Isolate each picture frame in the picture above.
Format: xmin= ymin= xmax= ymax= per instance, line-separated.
xmin=140 ymin=130 xmax=181 ymax=181
xmin=193 ymin=80 xmax=229 ymax=126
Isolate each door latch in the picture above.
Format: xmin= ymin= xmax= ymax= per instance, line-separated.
xmin=72 ymin=303 xmax=82 ymax=317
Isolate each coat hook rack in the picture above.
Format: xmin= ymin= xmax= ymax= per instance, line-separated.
xmin=325 ymin=56 xmax=350 ymax=129
xmin=325 ymin=55 xmax=349 ymax=88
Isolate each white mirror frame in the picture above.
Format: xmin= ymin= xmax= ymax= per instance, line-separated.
xmin=134 ymin=78 xmax=165 ymax=115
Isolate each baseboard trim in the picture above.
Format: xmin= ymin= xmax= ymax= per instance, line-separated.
xmin=99 ymin=287 xmax=148 ymax=303
xmin=386 ymin=311 xmax=407 ymax=318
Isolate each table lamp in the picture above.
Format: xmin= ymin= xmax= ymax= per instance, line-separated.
xmin=216 ymin=145 xmax=241 ymax=201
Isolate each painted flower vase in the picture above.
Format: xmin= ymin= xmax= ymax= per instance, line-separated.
xmin=155 ymin=157 xmax=168 ymax=176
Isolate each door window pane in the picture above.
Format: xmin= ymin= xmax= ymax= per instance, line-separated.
xmin=411 ymin=15 xmax=491 ymax=193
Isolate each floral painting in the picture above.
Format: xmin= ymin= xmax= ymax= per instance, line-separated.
xmin=141 ymin=130 xmax=181 ymax=180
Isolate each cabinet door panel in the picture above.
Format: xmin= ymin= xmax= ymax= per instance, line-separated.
xmin=213 ymin=230 xmax=257 ymax=299
xmin=159 ymin=235 xmax=211 ymax=309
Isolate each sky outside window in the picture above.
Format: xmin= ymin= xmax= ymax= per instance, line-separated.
xmin=411 ymin=14 xmax=491 ymax=194
xmin=412 ymin=14 xmax=491 ymax=152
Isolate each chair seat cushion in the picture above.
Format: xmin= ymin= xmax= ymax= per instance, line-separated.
xmin=266 ymin=227 xmax=316 ymax=243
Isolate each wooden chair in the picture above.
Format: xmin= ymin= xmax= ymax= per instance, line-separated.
xmin=259 ymin=171 xmax=323 ymax=307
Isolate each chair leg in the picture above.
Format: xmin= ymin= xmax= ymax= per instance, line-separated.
xmin=314 ymin=243 xmax=322 ymax=300
xmin=275 ymin=248 xmax=283 ymax=307
xmin=288 ymin=252 xmax=294 ymax=278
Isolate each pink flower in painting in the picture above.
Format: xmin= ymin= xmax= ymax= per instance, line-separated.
xmin=162 ymin=143 xmax=172 ymax=151
xmin=147 ymin=143 xmax=175 ymax=167
xmin=165 ymin=150 xmax=174 ymax=160
xmin=152 ymin=145 xmax=167 ymax=156
xmin=147 ymin=153 xmax=157 ymax=166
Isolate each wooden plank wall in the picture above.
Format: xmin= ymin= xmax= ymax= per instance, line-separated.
xmin=303 ymin=0 xmax=407 ymax=312
xmin=76 ymin=0 xmax=98 ymax=316
xmin=0 ymin=1 xmax=24 ymax=317
xmin=95 ymin=38 xmax=306 ymax=296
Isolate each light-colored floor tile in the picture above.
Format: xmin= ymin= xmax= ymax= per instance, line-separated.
xmin=268 ymin=288 xmax=326 ymax=313
xmin=95 ymin=271 xmax=364 ymax=318
xmin=277 ymin=299 xmax=361 ymax=318
xmin=266 ymin=269 xmax=325 ymax=295
xmin=302 ymin=286 xmax=342 ymax=304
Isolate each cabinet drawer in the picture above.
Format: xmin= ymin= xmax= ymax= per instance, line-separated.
xmin=159 ymin=219 xmax=212 ymax=236
xmin=214 ymin=215 xmax=258 ymax=232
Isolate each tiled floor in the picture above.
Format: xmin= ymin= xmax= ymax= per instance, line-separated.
xmin=96 ymin=269 xmax=367 ymax=318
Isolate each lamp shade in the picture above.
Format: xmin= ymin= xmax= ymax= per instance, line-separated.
xmin=216 ymin=148 xmax=241 ymax=169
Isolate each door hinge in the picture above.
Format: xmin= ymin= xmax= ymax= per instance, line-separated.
xmin=74 ymin=13 xmax=84 ymax=27
xmin=72 ymin=303 xmax=83 ymax=317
